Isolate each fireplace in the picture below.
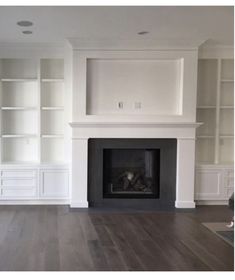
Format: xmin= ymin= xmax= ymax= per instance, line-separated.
xmin=88 ymin=139 xmax=177 ymax=209
xmin=103 ymin=149 xmax=160 ymax=199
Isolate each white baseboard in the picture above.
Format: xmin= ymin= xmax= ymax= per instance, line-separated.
xmin=175 ymin=200 xmax=196 ymax=208
xmin=0 ymin=199 xmax=70 ymax=205
xmin=70 ymin=200 xmax=89 ymax=208
xmin=196 ymin=200 xmax=229 ymax=206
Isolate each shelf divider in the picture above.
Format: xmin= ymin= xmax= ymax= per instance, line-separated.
xmin=214 ymin=59 xmax=221 ymax=164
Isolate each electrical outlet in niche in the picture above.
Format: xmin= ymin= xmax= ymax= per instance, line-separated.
xmin=134 ymin=102 xmax=141 ymax=109
xmin=118 ymin=101 xmax=124 ymax=109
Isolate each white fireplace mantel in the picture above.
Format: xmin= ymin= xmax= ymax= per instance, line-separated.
xmin=70 ymin=121 xmax=200 ymax=209
xmin=70 ymin=121 xmax=202 ymax=128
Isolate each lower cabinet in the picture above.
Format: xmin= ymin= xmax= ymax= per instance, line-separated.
xmin=40 ymin=169 xmax=69 ymax=198
xmin=0 ymin=169 xmax=37 ymax=198
xmin=0 ymin=165 xmax=69 ymax=202
xmin=195 ymin=165 xmax=234 ymax=204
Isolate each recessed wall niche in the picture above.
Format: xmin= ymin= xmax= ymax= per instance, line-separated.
xmin=86 ymin=59 xmax=183 ymax=116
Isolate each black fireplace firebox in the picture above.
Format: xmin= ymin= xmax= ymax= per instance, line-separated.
xmin=88 ymin=139 xmax=176 ymax=209
xmin=103 ymin=149 xmax=160 ymax=199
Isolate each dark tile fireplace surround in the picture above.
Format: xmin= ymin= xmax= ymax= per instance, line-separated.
xmin=88 ymin=139 xmax=177 ymax=209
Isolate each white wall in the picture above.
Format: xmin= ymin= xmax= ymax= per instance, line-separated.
xmin=72 ymin=48 xmax=198 ymax=123
xmin=86 ymin=59 xmax=183 ymax=116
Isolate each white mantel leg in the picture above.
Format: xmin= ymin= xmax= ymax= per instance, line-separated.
xmin=70 ymin=138 xmax=89 ymax=208
xmin=175 ymin=139 xmax=196 ymax=208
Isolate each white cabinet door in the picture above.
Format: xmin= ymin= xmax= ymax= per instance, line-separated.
xmin=195 ymin=166 xmax=234 ymax=201
xmin=195 ymin=168 xmax=223 ymax=200
xmin=40 ymin=170 xmax=69 ymax=198
xmin=223 ymin=169 xmax=234 ymax=199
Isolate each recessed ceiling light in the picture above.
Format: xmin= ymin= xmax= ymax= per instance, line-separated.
xmin=22 ymin=30 xmax=33 ymax=35
xmin=138 ymin=31 xmax=149 ymax=35
xmin=17 ymin=20 xmax=33 ymax=27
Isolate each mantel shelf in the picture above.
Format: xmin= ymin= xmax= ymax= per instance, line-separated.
xmin=70 ymin=121 xmax=202 ymax=128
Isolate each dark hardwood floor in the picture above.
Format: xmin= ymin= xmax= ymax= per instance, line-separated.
xmin=0 ymin=205 xmax=233 ymax=271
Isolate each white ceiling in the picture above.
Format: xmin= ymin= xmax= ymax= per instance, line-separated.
xmin=0 ymin=6 xmax=233 ymax=46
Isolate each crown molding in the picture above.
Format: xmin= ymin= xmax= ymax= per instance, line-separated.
xmin=67 ymin=37 xmax=205 ymax=51
xmin=199 ymin=45 xmax=234 ymax=59
xmin=0 ymin=42 xmax=65 ymax=58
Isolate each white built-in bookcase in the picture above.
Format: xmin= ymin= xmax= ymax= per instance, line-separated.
xmin=196 ymin=58 xmax=234 ymax=165
xmin=0 ymin=58 xmax=65 ymax=164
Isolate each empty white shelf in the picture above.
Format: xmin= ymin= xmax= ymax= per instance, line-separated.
xmin=1 ymin=161 xmax=39 ymax=165
xmin=197 ymin=106 xmax=216 ymax=109
xmin=41 ymin=107 xmax=64 ymax=110
xmin=41 ymin=134 xmax=64 ymax=138
xmin=197 ymin=135 xmax=215 ymax=139
xmin=1 ymin=107 xmax=37 ymax=110
xmin=221 ymin=79 xmax=234 ymax=83
xmin=1 ymin=78 xmax=37 ymax=82
xmin=41 ymin=79 xmax=64 ymax=82
xmin=219 ymin=135 xmax=234 ymax=139
xmin=220 ymin=106 xmax=234 ymax=109
xmin=1 ymin=134 xmax=38 ymax=138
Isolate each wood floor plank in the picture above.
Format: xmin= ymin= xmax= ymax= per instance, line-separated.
xmin=0 ymin=205 xmax=233 ymax=271
xmin=115 ymin=214 xmax=177 ymax=271
xmin=57 ymin=210 xmax=94 ymax=271
xmin=106 ymin=217 xmax=146 ymax=271
xmin=102 ymin=245 xmax=128 ymax=271
xmin=43 ymin=206 xmax=60 ymax=271
xmin=87 ymin=239 xmax=110 ymax=271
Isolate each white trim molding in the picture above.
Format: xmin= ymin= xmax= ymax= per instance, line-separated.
xmin=175 ymin=201 xmax=196 ymax=208
xmin=199 ymin=45 xmax=234 ymax=59
xmin=70 ymin=200 xmax=89 ymax=208
xmin=196 ymin=200 xmax=228 ymax=206
xmin=0 ymin=199 xmax=70 ymax=205
xmin=68 ymin=38 xmax=205 ymax=50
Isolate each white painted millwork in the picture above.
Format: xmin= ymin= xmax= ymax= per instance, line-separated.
xmin=0 ymin=165 xmax=69 ymax=201
xmin=70 ymin=139 xmax=88 ymax=208
xmin=195 ymin=165 xmax=234 ymax=205
xmin=0 ymin=46 xmax=70 ymax=204
xmin=0 ymin=40 xmax=233 ymax=207
xmin=70 ymin=123 xmax=199 ymax=209
xmin=40 ymin=169 xmax=69 ymax=198
xmin=73 ymin=49 xmax=198 ymax=123
xmin=70 ymin=40 xmax=200 ymax=208
xmin=0 ymin=57 xmax=67 ymax=164
xmin=195 ymin=50 xmax=234 ymax=205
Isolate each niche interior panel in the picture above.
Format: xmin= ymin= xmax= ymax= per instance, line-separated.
xmin=86 ymin=59 xmax=183 ymax=116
